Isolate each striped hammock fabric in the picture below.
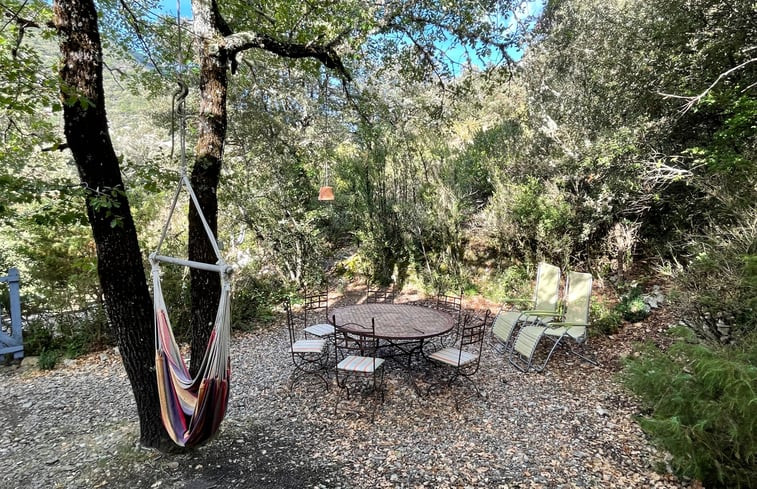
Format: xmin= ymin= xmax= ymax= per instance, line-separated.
xmin=152 ymin=265 xmax=231 ymax=448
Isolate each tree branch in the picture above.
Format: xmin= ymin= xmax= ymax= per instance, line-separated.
xmin=658 ymin=57 xmax=757 ymax=113
xmin=221 ymin=31 xmax=351 ymax=81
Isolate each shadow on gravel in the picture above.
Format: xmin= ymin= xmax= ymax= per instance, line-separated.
xmin=100 ymin=424 xmax=339 ymax=489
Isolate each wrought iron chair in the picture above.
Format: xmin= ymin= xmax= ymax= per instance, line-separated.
xmin=427 ymin=309 xmax=492 ymax=410
xmin=331 ymin=315 xmax=385 ymax=421
xmin=283 ymin=298 xmax=329 ymax=391
xmin=509 ymin=271 xmax=598 ymax=372
xmin=302 ymin=287 xmax=335 ymax=338
xmin=366 ymin=282 xmax=396 ymax=304
xmin=435 ymin=288 xmax=463 ymax=314
xmin=434 ymin=288 xmax=464 ymax=347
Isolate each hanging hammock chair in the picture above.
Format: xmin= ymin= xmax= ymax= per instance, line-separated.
xmin=150 ymin=172 xmax=233 ymax=448
xmin=149 ymin=71 xmax=233 ymax=447
xmin=150 ymin=168 xmax=233 ymax=447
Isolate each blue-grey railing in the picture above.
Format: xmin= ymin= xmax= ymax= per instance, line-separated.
xmin=0 ymin=268 xmax=24 ymax=360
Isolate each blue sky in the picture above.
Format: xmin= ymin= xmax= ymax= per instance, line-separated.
xmin=160 ymin=0 xmax=192 ymax=18
xmin=160 ymin=0 xmax=544 ymax=70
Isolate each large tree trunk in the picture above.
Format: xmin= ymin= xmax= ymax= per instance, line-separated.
xmin=187 ymin=0 xmax=228 ymax=376
xmin=53 ymin=0 xmax=173 ymax=450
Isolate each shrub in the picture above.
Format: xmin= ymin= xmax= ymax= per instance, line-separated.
xmin=670 ymin=213 xmax=757 ymax=341
xmin=591 ymin=298 xmax=622 ymax=335
xmin=23 ymin=320 xmax=59 ymax=356
xmin=615 ymin=285 xmax=650 ymax=322
xmin=38 ymin=349 xmax=60 ymax=370
xmin=231 ymin=273 xmax=290 ymax=329
xmin=622 ymin=327 xmax=757 ymax=488
xmin=479 ymin=265 xmax=531 ymax=303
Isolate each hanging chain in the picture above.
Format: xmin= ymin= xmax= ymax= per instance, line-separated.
xmin=169 ymin=0 xmax=189 ymax=177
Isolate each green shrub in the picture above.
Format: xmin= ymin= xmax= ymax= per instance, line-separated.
xmin=622 ymin=327 xmax=757 ymax=488
xmin=615 ymin=285 xmax=650 ymax=322
xmin=231 ymin=273 xmax=290 ymax=329
xmin=479 ymin=265 xmax=531 ymax=303
xmin=56 ymin=307 xmax=110 ymax=358
xmin=23 ymin=320 xmax=59 ymax=356
xmin=670 ymin=214 xmax=756 ymax=341
xmin=591 ymin=298 xmax=622 ymax=335
xmin=38 ymin=349 xmax=60 ymax=370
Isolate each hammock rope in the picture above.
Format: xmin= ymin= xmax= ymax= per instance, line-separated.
xmin=148 ymin=0 xmax=233 ymax=448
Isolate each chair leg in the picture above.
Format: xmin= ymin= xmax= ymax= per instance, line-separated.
xmin=569 ymin=341 xmax=599 ymax=366
xmin=530 ymin=334 xmax=564 ymax=373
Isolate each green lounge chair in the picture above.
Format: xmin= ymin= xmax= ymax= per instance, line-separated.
xmin=509 ymin=270 xmax=598 ymax=372
xmin=492 ymin=262 xmax=561 ymax=351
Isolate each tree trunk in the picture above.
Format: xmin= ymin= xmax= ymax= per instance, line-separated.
xmin=53 ymin=0 xmax=174 ymax=450
xmin=188 ymin=0 xmax=228 ymax=376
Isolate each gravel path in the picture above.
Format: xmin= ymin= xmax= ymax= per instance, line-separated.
xmin=0 ymin=293 xmax=694 ymax=489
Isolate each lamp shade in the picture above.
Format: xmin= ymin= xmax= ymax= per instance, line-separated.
xmin=318 ymin=186 xmax=334 ymax=201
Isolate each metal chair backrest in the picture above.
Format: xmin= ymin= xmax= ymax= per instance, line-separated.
xmin=455 ymin=309 xmax=491 ymax=376
xmin=366 ymin=283 xmax=396 ymax=303
xmin=563 ymin=271 xmax=593 ymax=324
xmin=460 ymin=309 xmax=491 ymax=349
xmin=533 ymin=262 xmax=561 ymax=312
xmin=436 ymin=289 xmax=463 ymax=313
xmin=283 ymin=298 xmax=297 ymax=346
xmin=304 ymin=288 xmax=328 ymax=325
xmin=335 ymin=318 xmax=378 ymax=355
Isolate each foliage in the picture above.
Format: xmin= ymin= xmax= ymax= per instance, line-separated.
xmin=38 ymin=349 xmax=60 ymax=370
xmin=616 ymin=286 xmax=650 ymax=323
xmin=478 ymin=265 xmax=531 ymax=303
xmin=591 ymin=298 xmax=622 ymax=336
xmin=231 ymin=272 xmax=290 ymax=328
xmin=23 ymin=320 xmax=58 ymax=356
xmin=623 ymin=327 xmax=757 ymax=488
xmin=668 ymin=212 xmax=757 ymax=342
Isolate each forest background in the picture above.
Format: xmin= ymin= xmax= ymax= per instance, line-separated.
xmin=0 ymin=0 xmax=755 ymax=487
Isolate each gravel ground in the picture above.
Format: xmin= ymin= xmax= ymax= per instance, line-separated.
xmin=0 ymin=291 xmax=695 ymax=489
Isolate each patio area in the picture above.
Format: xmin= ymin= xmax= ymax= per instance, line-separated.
xmin=0 ymin=289 xmax=693 ymax=489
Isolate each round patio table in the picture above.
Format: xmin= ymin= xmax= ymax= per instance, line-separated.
xmin=331 ymin=303 xmax=455 ymax=340
xmin=331 ymin=303 xmax=456 ymax=396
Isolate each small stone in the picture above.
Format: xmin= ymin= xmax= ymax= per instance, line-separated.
xmin=20 ymin=356 xmax=39 ymax=368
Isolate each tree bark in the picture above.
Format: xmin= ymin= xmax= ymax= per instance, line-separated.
xmin=53 ymin=0 xmax=174 ymax=450
xmin=186 ymin=0 xmax=350 ymax=375
xmin=188 ymin=0 xmax=228 ymax=375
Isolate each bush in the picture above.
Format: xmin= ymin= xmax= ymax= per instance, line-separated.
xmin=23 ymin=320 xmax=59 ymax=356
xmin=615 ymin=285 xmax=650 ymax=322
xmin=670 ymin=213 xmax=757 ymax=341
xmin=591 ymin=298 xmax=622 ymax=335
xmin=622 ymin=327 xmax=757 ymax=488
xmin=231 ymin=273 xmax=290 ymax=329
xmin=38 ymin=349 xmax=60 ymax=370
xmin=479 ymin=265 xmax=531 ymax=303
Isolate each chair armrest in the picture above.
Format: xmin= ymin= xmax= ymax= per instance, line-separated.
xmin=502 ymin=298 xmax=534 ymax=305
xmin=547 ymin=321 xmax=588 ymax=328
xmin=521 ymin=309 xmax=560 ymax=317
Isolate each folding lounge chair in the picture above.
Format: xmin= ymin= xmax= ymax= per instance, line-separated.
xmin=509 ymin=270 xmax=598 ymax=372
xmin=492 ymin=262 xmax=561 ymax=351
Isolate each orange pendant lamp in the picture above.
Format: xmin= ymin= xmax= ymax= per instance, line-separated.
xmin=318 ymin=185 xmax=334 ymax=201
xmin=318 ymin=161 xmax=334 ymax=201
